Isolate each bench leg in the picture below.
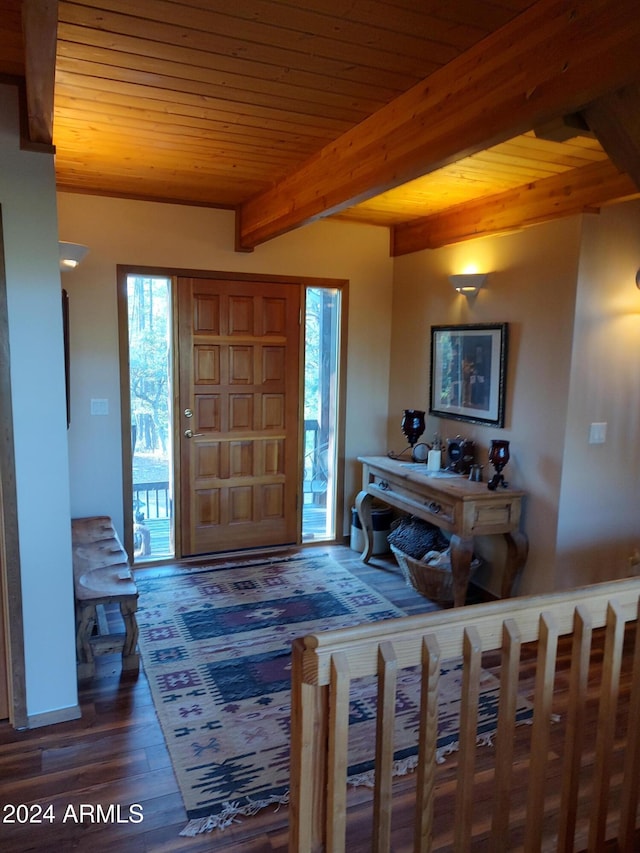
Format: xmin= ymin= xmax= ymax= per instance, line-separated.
xmin=76 ymin=602 xmax=97 ymax=679
xmin=120 ymin=598 xmax=140 ymax=673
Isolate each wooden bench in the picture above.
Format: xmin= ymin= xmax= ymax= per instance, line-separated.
xmin=71 ymin=516 xmax=139 ymax=680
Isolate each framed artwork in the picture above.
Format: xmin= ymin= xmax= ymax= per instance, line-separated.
xmin=62 ymin=288 xmax=70 ymax=428
xmin=429 ymin=323 xmax=508 ymax=427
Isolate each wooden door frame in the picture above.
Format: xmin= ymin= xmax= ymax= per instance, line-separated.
xmin=117 ymin=265 xmax=348 ymax=562
xmin=0 ymin=206 xmax=27 ymax=728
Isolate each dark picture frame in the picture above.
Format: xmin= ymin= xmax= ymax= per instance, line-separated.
xmin=62 ymin=288 xmax=70 ymax=428
xmin=429 ymin=323 xmax=508 ymax=427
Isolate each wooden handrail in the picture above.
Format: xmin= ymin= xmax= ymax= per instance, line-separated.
xmin=290 ymin=577 xmax=640 ymax=852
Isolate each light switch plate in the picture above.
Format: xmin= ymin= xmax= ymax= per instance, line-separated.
xmin=589 ymin=422 xmax=607 ymax=444
xmin=90 ymin=398 xmax=109 ymax=416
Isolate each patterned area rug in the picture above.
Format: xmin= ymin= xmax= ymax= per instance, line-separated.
xmin=136 ymin=553 xmax=532 ymax=835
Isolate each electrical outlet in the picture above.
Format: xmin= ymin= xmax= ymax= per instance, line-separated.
xmin=588 ymin=422 xmax=607 ymax=444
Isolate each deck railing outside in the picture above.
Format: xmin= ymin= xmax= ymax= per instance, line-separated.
xmin=133 ymin=481 xmax=172 ymax=560
xmin=131 ymin=479 xmax=333 ymax=560
xmin=133 ymin=480 xmax=171 ymax=520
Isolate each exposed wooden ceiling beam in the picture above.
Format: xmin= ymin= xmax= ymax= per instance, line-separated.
xmin=21 ymin=0 xmax=57 ymax=149
xmin=237 ymin=0 xmax=640 ymax=250
xmin=533 ymin=113 xmax=593 ymax=143
xmin=582 ymin=83 xmax=640 ymax=190
xmin=391 ymin=160 xmax=638 ymax=256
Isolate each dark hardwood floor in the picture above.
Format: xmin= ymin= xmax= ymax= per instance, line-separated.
xmin=0 ymin=545 xmax=443 ymax=852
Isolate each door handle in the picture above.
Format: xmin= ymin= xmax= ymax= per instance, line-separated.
xmin=184 ymin=429 xmax=204 ymax=439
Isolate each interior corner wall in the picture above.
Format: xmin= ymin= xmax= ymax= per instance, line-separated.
xmin=0 ymin=85 xmax=78 ymax=722
xmin=56 ymin=193 xmax=394 ymax=541
xmin=555 ymin=200 xmax=640 ymax=588
xmin=388 ymin=217 xmax=583 ymax=596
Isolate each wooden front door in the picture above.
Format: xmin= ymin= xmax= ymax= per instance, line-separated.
xmin=177 ymin=277 xmax=301 ymax=557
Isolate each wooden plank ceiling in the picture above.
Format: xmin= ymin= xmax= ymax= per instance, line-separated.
xmin=2 ymin=0 xmax=640 ymax=255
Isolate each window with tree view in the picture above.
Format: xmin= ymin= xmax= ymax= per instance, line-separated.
xmin=303 ymin=287 xmax=340 ymax=542
xmin=127 ymin=275 xmax=174 ymax=561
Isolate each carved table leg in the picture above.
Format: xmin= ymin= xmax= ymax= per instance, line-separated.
xmin=449 ymin=534 xmax=474 ymax=607
xmin=501 ymin=531 xmax=529 ymax=598
xmin=355 ymin=490 xmax=374 ymax=564
xmin=120 ymin=597 xmax=140 ymax=673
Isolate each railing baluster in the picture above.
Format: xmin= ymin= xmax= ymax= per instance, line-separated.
xmin=289 ymin=638 xmax=327 ymax=853
xmin=327 ymin=652 xmax=350 ymax=853
xmin=453 ymin=626 xmax=482 ymax=853
xmin=414 ymin=634 xmax=440 ymax=853
xmin=619 ymin=600 xmax=640 ymax=850
xmin=490 ymin=618 xmax=522 ymax=851
xmin=524 ymin=612 xmax=559 ymax=853
xmin=373 ymin=641 xmax=398 ymax=853
xmin=557 ymin=605 xmax=592 ymax=852
xmin=588 ymin=600 xmax=625 ymax=851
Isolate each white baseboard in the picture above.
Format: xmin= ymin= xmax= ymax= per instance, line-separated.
xmin=27 ymin=704 xmax=82 ymax=729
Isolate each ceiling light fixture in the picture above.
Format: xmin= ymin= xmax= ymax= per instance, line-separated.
xmin=59 ymin=241 xmax=89 ymax=271
xmin=449 ymin=273 xmax=487 ymax=296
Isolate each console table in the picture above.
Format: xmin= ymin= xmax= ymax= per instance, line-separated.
xmin=356 ymin=455 xmax=528 ymax=607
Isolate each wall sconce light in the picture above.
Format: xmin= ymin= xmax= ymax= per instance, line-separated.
xmin=59 ymin=241 xmax=89 ymax=271
xmin=449 ymin=273 xmax=487 ymax=296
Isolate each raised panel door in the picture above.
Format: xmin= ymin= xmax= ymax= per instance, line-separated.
xmin=178 ymin=277 xmax=301 ymax=555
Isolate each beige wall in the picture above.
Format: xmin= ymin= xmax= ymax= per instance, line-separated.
xmin=57 ymin=193 xmax=394 ymax=540
xmin=58 ymin=191 xmax=640 ymax=599
xmin=389 ymin=204 xmax=640 ymax=595
xmin=556 ymin=202 xmax=640 ymax=588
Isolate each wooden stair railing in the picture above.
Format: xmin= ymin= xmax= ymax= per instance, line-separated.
xmin=289 ymin=577 xmax=640 ymax=852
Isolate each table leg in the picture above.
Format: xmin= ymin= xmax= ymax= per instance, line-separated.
xmin=120 ymin=598 xmax=140 ymax=673
xmin=355 ymin=490 xmax=374 ymax=564
xmin=501 ymin=531 xmax=529 ymax=598
xmin=76 ymin=602 xmax=96 ymax=679
xmin=449 ymin=535 xmax=474 ymax=607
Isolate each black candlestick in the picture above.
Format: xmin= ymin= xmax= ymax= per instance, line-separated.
xmin=401 ymin=409 xmax=426 ymax=447
xmin=487 ymin=439 xmax=510 ymax=490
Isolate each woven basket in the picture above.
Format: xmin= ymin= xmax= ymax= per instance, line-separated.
xmin=390 ymin=544 xmax=480 ymax=604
